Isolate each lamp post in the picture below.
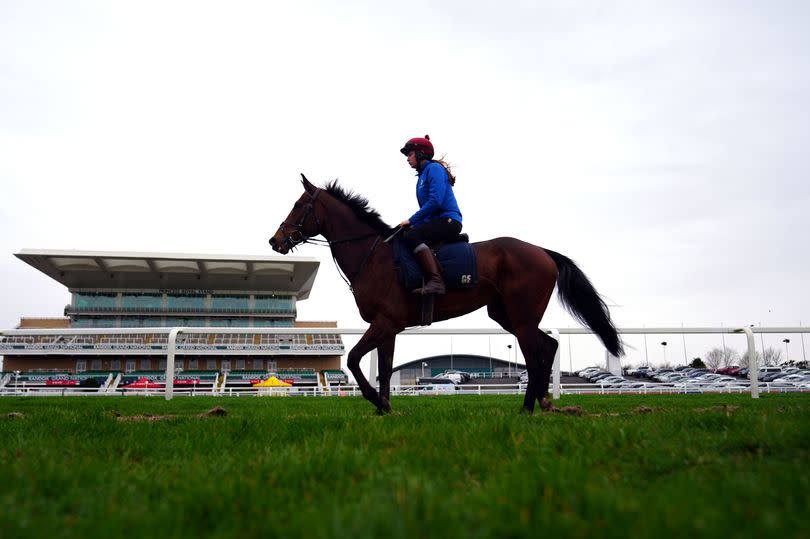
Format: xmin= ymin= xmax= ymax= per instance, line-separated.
xmin=13 ymin=370 xmax=20 ymax=393
xmin=643 ymin=333 xmax=649 ymax=366
xmin=782 ymin=338 xmax=790 ymax=363
xmin=488 ymin=336 xmax=493 ymax=376
xmin=568 ymin=334 xmax=573 ymax=375
xmin=661 ymin=341 xmax=668 ymax=364
xmin=507 ymin=344 xmax=512 ymax=377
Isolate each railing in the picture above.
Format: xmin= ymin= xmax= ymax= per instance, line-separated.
xmin=1 ymin=381 xmax=808 ymax=398
xmin=2 ymin=326 xmax=808 ymax=400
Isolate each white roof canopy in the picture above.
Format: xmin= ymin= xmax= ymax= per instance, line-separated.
xmin=15 ymin=249 xmax=319 ymax=299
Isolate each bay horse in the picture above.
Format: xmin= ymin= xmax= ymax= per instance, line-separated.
xmin=269 ymin=175 xmax=623 ymax=414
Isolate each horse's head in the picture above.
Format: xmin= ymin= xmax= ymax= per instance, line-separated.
xmin=269 ymin=174 xmax=323 ymax=254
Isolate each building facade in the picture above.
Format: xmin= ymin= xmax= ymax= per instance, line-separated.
xmin=1 ymin=250 xmax=347 ymax=385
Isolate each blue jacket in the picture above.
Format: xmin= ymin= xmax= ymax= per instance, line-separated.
xmin=408 ymin=161 xmax=463 ymax=227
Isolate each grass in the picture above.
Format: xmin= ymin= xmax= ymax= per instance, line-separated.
xmin=0 ymin=393 xmax=808 ymax=539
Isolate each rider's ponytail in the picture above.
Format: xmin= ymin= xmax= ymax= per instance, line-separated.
xmin=434 ymin=157 xmax=456 ymax=186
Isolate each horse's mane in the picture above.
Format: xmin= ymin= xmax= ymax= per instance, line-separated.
xmin=323 ymin=180 xmax=392 ymax=232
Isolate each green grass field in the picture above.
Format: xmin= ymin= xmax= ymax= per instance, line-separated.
xmin=0 ymin=393 xmax=808 ymax=539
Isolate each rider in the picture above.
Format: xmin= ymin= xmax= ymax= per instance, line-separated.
xmin=399 ymin=134 xmax=462 ymax=295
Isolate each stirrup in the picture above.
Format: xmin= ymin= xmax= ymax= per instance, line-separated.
xmin=413 ymin=278 xmax=446 ymax=295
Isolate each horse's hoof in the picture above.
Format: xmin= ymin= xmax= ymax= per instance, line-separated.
xmin=375 ymin=397 xmax=392 ymax=415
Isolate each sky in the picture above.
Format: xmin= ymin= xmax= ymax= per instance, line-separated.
xmin=2 ymin=1 xmax=809 ymax=371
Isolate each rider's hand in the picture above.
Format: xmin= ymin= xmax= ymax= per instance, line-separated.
xmin=399 ymin=219 xmax=410 ymax=228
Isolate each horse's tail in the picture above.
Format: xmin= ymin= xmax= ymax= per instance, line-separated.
xmin=544 ymin=249 xmax=624 ymax=357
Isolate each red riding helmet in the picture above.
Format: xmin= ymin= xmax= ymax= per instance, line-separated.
xmin=400 ymin=134 xmax=434 ymax=159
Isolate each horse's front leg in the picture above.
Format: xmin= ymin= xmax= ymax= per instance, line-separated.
xmin=376 ymin=336 xmax=396 ymax=412
xmin=346 ymin=317 xmax=397 ymax=414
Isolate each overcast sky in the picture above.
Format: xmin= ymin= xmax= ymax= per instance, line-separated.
xmin=2 ymin=1 xmax=809 ymax=370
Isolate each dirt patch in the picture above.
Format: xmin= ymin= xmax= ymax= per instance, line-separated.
xmin=5 ymin=412 xmax=25 ymax=418
xmin=635 ymin=406 xmax=654 ymax=414
xmin=695 ymin=405 xmax=739 ymax=415
xmin=198 ymin=406 xmax=228 ymax=418
xmin=553 ymin=406 xmax=584 ymax=416
xmin=116 ymin=414 xmax=177 ymax=422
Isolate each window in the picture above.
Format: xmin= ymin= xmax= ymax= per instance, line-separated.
xmin=126 ymin=361 xmax=136 ymax=373
xmin=207 ymin=359 xmax=217 ymax=370
xmin=187 ymin=359 xmax=199 ymax=370
xmin=76 ymin=360 xmax=87 ymax=372
xmin=159 ymin=360 xmax=167 ymax=369
xmin=267 ymin=360 xmax=277 ymax=371
xmin=111 ymin=359 xmax=121 ymax=371
xmin=253 ymin=359 xmax=264 ymax=370
xmin=236 ymin=359 xmax=245 ymax=370
xmin=175 ymin=359 xmax=184 ymax=369
xmin=91 ymin=359 xmax=102 ymax=370
xmin=140 ymin=359 xmax=152 ymax=370
xmin=222 ymin=360 xmax=231 ymax=372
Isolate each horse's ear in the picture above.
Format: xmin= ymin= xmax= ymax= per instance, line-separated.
xmin=300 ymin=173 xmax=315 ymax=193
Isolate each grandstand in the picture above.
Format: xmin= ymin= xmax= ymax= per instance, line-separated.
xmin=0 ymin=250 xmax=349 ymax=389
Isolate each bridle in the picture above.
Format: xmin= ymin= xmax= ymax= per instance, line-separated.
xmin=274 ymin=188 xmax=323 ymax=250
xmin=271 ymin=187 xmax=382 ymax=290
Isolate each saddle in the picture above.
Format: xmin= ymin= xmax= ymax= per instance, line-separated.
xmin=392 ymin=235 xmax=477 ymax=291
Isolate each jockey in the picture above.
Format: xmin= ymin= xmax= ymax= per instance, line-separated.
xmin=399 ymin=134 xmax=462 ymax=295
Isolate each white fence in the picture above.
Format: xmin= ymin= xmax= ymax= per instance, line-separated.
xmin=2 ymin=326 xmax=808 ymax=400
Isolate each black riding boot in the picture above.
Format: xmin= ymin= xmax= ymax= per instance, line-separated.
xmin=413 ymin=248 xmax=446 ymax=294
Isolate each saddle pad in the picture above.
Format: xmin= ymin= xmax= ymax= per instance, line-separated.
xmin=393 ymin=240 xmax=478 ymax=290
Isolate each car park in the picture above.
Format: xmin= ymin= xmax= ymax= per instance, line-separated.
xmin=774 ymin=374 xmax=810 ymax=384
xmin=578 ymin=368 xmax=603 ymax=378
xmin=760 ymin=371 xmax=786 ymax=382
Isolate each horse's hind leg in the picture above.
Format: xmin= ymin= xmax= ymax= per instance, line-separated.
xmin=535 ymin=330 xmax=559 ymax=411
xmin=487 ymin=301 xmax=541 ymax=413
xmin=512 ymin=323 xmax=551 ymax=414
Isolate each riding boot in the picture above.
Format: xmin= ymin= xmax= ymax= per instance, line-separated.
xmin=413 ymin=248 xmax=446 ymax=295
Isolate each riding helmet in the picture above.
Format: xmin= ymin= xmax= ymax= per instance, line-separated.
xmin=400 ymin=135 xmax=434 ymax=159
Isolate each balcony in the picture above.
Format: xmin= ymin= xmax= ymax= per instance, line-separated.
xmin=64 ymin=304 xmax=297 ymax=317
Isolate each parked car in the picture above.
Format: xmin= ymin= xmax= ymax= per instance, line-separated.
xmin=760 ymin=372 xmax=786 ymax=382
xmin=443 ymin=369 xmax=471 ymax=383
xmin=774 ymin=374 xmax=810 ymax=384
xmin=627 ymin=366 xmax=651 ymax=377
xmin=616 ymin=382 xmax=646 ymax=389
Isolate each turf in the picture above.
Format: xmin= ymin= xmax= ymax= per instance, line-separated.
xmin=0 ymin=394 xmax=808 ymax=539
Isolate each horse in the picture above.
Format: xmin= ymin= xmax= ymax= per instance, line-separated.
xmin=269 ymin=175 xmax=623 ymax=414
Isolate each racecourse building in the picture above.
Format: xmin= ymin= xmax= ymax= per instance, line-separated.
xmin=0 ymin=249 xmax=348 ymax=390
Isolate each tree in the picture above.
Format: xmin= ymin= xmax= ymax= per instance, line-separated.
xmin=704 ymin=347 xmax=738 ymax=370
xmin=690 ymin=357 xmax=706 ymax=369
xmin=720 ymin=347 xmax=739 ymax=368
xmin=761 ymin=347 xmax=783 ymax=367
xmin=704 ymin=349 xmax=722 ymax=370
xmin=740 ymin=350 xmax=761 ymax=369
